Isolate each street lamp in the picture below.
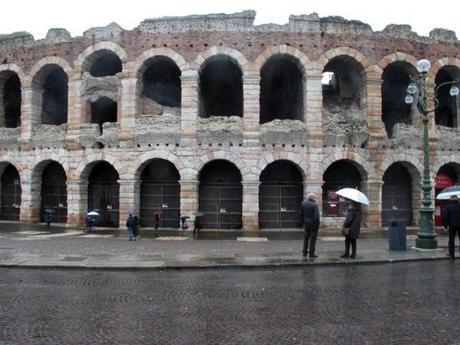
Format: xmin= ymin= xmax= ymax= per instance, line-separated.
xmin=405 ymin=59 xmax=460 ymax=249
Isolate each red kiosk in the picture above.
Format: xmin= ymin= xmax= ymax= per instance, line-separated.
xmin=434 ymin=173 xmax=454 ymax=226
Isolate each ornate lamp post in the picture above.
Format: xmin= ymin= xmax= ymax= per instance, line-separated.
xmin=405 ymin=59 xmax=459 ymax=249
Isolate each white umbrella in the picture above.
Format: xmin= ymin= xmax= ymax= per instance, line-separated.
xmin=87 ymin=210 xmax=100 ymax=216
xmin=335 ymin=188 xmax=369 ymax=206
xmin=436 ymin=185 xmax=460 ymax=200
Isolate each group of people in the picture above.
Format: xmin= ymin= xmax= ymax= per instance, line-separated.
xmin=300 ymin=192 xmax=361 ymax=259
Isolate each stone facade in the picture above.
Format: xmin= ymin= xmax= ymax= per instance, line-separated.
xmin=0 ymin=11 xmax=459 ymax=231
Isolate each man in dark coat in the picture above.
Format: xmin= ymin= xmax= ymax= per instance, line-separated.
xmin=300 ymin=193 xmax=320 ymax=258
xmin=442 ymin=195 xmax=460 ymax=259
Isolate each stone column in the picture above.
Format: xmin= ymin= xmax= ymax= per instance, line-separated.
xmin=180 ymin=179 xmax=199 ymax=217
xmin=243 ymin=73 xmax=260 ymax=146
xmin=365 ymin=180 xmax=383 ymax=230
xmin=19 ymin=180 xmax=41 ymax=222
xmin=304 ymin=181 xmax=323 ymax=216
xmin=66 ymin=77 xmax=84 ymax=150
xmin=305 ymin=75 xmax=323 ymax=148
xmin=118 ymin=179 xmax=140 ymax=228
xmin=366 ymin=78 xmax=386 ymax=147
xmin=66 ymin=180 xmax=88 ymax=226
xmin=242 ymin=181 xmax=260 ymax=231
xmin=180 ymin=70 xmax=199 ymax=146
xmin=119 ymin=78 xmax=138 ymax=148
xmin=19 ymin=86 xmax=39 ymax=148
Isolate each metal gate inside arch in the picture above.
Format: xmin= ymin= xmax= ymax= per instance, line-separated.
xmin=0 ymin=165 xmax=21 ymax=221
xmin=41 ymin=162 xmax=67 ymax=223
xmin=140 ymin=160 xmax=180 ymax=228
xmin=88 ymin=162 xmax=120 ymax=227
xmin=199 ymin=160 xmax=242 ymax=229
xmin=259 ymin=161 xmax=303 ymax=228
xmin=382 ymin=163 xmax=412 ymax=226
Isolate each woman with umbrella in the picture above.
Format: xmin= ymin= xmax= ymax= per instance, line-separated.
xmin=335 ymin=188 xmax=368 ymax=259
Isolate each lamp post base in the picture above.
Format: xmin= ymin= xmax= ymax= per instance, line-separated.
xmin=416 ymin=236 xmax=438 ymax=249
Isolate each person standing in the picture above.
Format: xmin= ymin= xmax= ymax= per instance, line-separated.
xmin=340 ymin=201 xmax=362 ymax=259
xmin=126 ymin=214 xmax=135 ymax=241
xmin=300 ymin=193 xmax=320 ymax=258
xmin=442 ymin=195 xmax=460 ymax=259
xmin=133 ymin=216 xmax=140 ymax=239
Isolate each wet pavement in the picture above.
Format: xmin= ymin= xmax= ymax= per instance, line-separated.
xmin=0 ymin=222 xmax=453 ymax=269
xmin=0 ymin=261 xmax=459 ymax=344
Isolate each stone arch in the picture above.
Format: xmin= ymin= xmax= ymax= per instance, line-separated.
xmin=194 ymin=47 xmax=250 ymax=76
xmin=0 ymin=161 xmax=20 ymax=177
xmin=0 ymin=64 xmax=27 ymax=86
xmin=30 ymin=159 xmax=68 ymax=181
xmin=428 ymin=57 xmax=460 ymax=82
xmin=75 ymin=42 xmax=127 ymax=73
xmin=257 ymin=152 xmax=307 ymax=181
xmin=378 ymin=52 xmax=419 ymax=72
xmin=194 ymin=152 xmax=247 ymax=180
xmin=255 ymin=45 xmax=321 ymax=76
xmin=318 ymin=47 xmax=370 ymax=73
xmin=434 ymin=158 xmax=460 ymax=177
xmin=134 ymin=151 xmax=184 ymax=180
xmin=0 ymin=161 xmax=21 ymax=221
xmin=29 ymin=57 xmax=73 ymax=82
xmin=132 ymin=48 xmax=187 ymax=77
xmin=380 ymin=154 xmax=422 ymax=179
xmin=0 ymin=65 xmax=23 ymax=128
xmin=77 ymin=154 xmax=124 ymax=181
xmin=319 ymin=151 xmax=372 ymax=181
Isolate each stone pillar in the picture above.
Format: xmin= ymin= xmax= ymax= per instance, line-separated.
xmin=180 ymin=70 xmax=199 ymax=146
xmin=19 ymin=180 xmax=41 ymax=222
xmin=180 ymin=179 xmax=199 ymax=217
xmin=366 ymin=78 xmax=386 ymax=147
xmin=66 ymin=77 xmax=84 ymax=150
xmin=118 ymin=179 xmax=140 ymax=228
xmin=304 ymin=181 xmax=323 ymax=216
xmin=119 ymin=78 xmax=138 ymax=148
xmin=242 ymin=181 xmax=260 ymax=231
xmin=243 ymin=73 xmax=260 ymax=146
xmin=20 ymin=86 xmax=39 ymax=148
xmin=66 ymin=180 xmax=88 ymax=226
xmin=365 ymin=180 xmax=383 ymax=230
xmin=305 ymin=75 xmax=323 ymax=148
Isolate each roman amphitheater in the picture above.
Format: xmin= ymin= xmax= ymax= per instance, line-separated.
xmin=0 ymin=10 xmax=459 ymax=231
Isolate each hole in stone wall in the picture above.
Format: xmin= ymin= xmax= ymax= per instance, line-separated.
xmin=435 ymin=65 xmax=460 ymax=128
xmin=89 ymin=51 xmax=122 ymax=77
xmin=199 ymin=55 xmax=243 ymax=118
xmin=2 ymin=73 xmax=21 ymax=128
xmin=90 ymin=97 xmax=117 ymax=133
xmin=42 ymin=68 xmax=68 ymax=125
xmin=260 ymin=54 xmax=304 ymax=124
xmin=382 ymin=61 xmax=417 ymax=138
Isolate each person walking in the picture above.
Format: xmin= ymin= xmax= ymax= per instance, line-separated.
xmin=442 ymin=195 xmax=460 ymax=259
xmin=126 ymin=214 xmax=135 ymax=241
xmin=340 ymin=201 xmax=362 ymax=259
xmin=44 ymin=211 xmax=52 ymax=227
xmin=300 ymin=193 xmax=320 ymax=258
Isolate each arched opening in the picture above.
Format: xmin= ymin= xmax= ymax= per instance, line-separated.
xmin=87 ymin=162 xmax=119 ymax=227
xmin=88 ymin=50 xmax=122 ymax=77
xmin=435 ymin=163 xmax=460 ymax=226
xmin=140 ymin=159 xmax=180 ymax=228
xmin=198 ymin=160 xmax=242 ymax=229
xmin=41 ymin=162 xmax=67 ymax=224
xmin=140 ymin=56 xmax=181 ymax=113
xmin=382 ymin=61 xmax=418 ymax=138
xmin=260 ymin=54 xmax=304 ymax=124
xmin=435 ymin=66 xmax=460 ymax=128
xmin=90 ymin=97 xmax=117 ymax=132
xmin=0 ymin=72 xmax=21 ymax=128
xmin=323 ymin=160 xmax=363 ymax=216
xmin=382 ymin=163 xmax=413 ymax=226
xmin=259 ymin=160 xmax=303 ymax=228
xmin=0 ymin=164 xmax=21 ymax=221
xmin=322 ymin=55 xmax=364 ymax=113
xmin=199 ymin=56 xmax=243 ymax=118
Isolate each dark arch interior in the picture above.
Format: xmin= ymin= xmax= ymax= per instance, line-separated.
xmin=3 ymin=73 xmax=21 ymax=128
xmin=438 ymin=164 xmax=458 ymax=184
xmin=322 ymin=161 xmax=362 ymax=216
xmin=199 ymin=57 xmax=243 ymax=118
xmin=435 ymin=66 xmax=460 ymax=128
xmin=259 ymin=161 xmax=303 ymax=228
xmin=382 ymin=62 xmax=416 ymax=138
xmin=382 ymin=163 xmax=413 ymax=225
xmin=88 ymin=162 xmax=119 ymax=227
xmin=140 ymin=160 xmax=180 ymax=228
xmin=41 ymin=162 xmax=67 ymax=223
xmin=42 ymin=68 xmax=68 ymax=125
xmin=322 ymin=55 xmax=364 ymax=111
xmin=89 ymin=51 xmax=122 ymax=77
xmin=260 ymin=55 xmax=303 ymax=124
xmin=90 ymin=97 xmax=117 ymax=132
xmin=142 ymin=57 xmax=181 ymax=108
xmin=199 ymin=160 xmax=242 ymax=229
xmin=0 ymin=164 xmax=21 ymax=221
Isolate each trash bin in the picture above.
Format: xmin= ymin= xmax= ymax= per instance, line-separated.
xmin=389 ymin=219 xmax=407 ymax=250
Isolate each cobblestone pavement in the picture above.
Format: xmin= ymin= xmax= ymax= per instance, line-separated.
xmin=0 ymin=261 xmax=459 ymax=345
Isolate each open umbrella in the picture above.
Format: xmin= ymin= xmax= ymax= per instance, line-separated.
xmin=335 ymin=188 xmax=369 ymax=206
xmin=436 ymin=185 xmax=460 ymax=200
xmin=87 ymin=210 xmax=100 ymax=217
